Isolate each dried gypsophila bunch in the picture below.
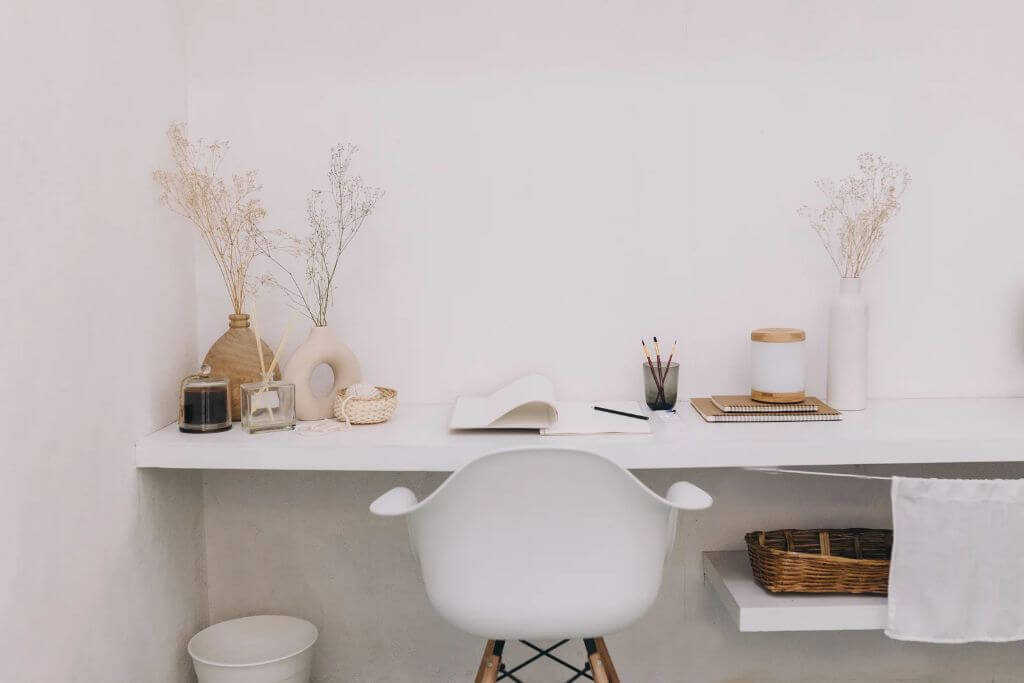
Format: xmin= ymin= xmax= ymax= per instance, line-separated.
xmin=799 ymin=153 xmax=911 ymax=278
xmin=259 ymin=144 xmax=384 ymax=327
xmin=154 ymin=123 xmax=267 ymax=314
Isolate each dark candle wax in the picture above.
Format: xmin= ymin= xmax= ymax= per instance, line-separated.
xmin=181 ymin=385 xmax=230 ymax=432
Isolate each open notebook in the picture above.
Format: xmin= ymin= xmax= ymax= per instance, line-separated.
xmin=449 ymin=375 xmax=651 ymax=435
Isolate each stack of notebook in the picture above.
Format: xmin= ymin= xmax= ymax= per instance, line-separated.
xmin=690 ymin=395 xmax=842 ymax=422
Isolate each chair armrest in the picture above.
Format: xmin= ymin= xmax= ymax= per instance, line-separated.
xmin=665 ymin=481 xmax=713 ymax=510
xmin=369 ymin=487 xmax=420 ymax=516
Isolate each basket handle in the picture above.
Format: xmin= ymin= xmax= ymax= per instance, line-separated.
xmin=818 ymin=531 xmax=831 ymax=557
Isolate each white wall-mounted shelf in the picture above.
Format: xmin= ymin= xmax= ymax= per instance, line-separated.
xmin=135 ymin=397 xmax=1024 ymax=472
xmin=703 ymin=551 xmax=887 ymax=632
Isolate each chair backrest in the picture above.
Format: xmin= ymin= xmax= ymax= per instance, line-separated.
xmin=403 ymin=448 xmax=680 ymax=640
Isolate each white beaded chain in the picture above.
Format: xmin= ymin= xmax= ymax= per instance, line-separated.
xmin=298 ymin=383 xmax=382 ymax=436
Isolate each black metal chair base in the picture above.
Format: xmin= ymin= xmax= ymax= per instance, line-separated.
xmin=495 ymin=638 xmax=599 ymax=682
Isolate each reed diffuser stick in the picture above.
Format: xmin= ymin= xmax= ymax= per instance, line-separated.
xmin=265 ymin=318 xmax=293 ymax=379
xmin=251 ymin=308 xmax=275 ymax=421
xmin=254 ymin=312 xmax=268 ymax=379
xmin=251 ymin=310 xmax=294 ymax=423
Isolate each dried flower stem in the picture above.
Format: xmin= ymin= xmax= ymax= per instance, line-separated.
xmin=799 ymin=153 xmax=911 ymax=278
xmin=154 ymin=123 xmax=267 ymax=314
xmin=260 ymin=144 xmax=383 ymax=327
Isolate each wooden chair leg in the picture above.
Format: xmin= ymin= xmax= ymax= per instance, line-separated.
xmin=595 ymin=638 xmax=621 ymax=683
xmin=474 ymin=640 xmax=501 ymax=683
xmin=583 ymin=638 xmax=611 ymax=683
xmin=588 ymin=652 xmax=611 ymax=683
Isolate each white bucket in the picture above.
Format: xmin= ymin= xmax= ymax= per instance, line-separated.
xmin=188 ymin=615 xmax=318 ymax=683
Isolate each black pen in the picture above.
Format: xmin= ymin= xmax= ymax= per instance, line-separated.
xmin=593 ymin=405 xmax=650 ymax=421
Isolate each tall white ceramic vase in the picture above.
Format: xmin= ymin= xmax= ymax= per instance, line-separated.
xmin=283 ymin=326 xmax=362 ymax=421
xmin=827 ymin=277 xmax=868 ymax=411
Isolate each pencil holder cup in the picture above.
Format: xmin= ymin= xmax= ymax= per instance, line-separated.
xmin=643 ymin=362 xmax=679 ymax=411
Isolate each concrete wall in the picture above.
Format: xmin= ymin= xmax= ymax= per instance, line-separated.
xmin=203 ymin=464 xmax=1024 ymax=682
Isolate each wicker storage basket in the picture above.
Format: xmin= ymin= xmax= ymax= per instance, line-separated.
xmin=333 ymin=386 xmax=397 ymax=424
xmin=745 ymin=528 xmax=893 ymax=595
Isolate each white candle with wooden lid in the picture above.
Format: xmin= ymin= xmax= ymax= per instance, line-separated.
xmin=750 ymin=328 xmax=806 ymax=403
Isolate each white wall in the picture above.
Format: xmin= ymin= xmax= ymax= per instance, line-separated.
xmin=0 ymin=0 xmax=207 ymax=680
xmin=84 ymin=0 xmax=1022 ymax=680
xmin=187 ymin=0 xmax=1024 ymax=404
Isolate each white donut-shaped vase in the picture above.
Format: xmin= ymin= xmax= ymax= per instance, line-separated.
xmin=283 ymin=326 xmax=362 ymax=421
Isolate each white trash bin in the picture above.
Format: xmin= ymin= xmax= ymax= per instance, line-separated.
xmin=188 ymin=615 xmax=318 ymax=683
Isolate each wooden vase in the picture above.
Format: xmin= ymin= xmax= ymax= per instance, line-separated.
xmin=203 ymin=313 xmax=280 ymax=421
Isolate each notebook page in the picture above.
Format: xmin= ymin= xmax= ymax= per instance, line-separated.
xmin=541 ymin=401 xmax=652 ymax=435
xmin=449 ymin=375 xmax=558 ymax=429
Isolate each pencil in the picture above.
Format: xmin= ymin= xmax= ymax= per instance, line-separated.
xmin=594 ymin=405 xmax=650 ymax=421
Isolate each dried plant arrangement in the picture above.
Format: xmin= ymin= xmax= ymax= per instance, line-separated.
xmin=260 ymin=144 xmax=384 ymax=327
xmin=153 ymin=123 xmax=267 ymax=314
xmin=799 ymin=153 xmax=911 ymax=278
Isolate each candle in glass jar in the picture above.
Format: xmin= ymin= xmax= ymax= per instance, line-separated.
xmin=750 ymin=328 xmax=806 ymax=403
xmin=179 ymin=371 xmax=232 ymax=433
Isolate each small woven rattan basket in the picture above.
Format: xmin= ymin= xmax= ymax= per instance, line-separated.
xmin=333 ymin=386 xmax=398 ymax=425
xmin=745 ymin=528 xmax=893 ymax=595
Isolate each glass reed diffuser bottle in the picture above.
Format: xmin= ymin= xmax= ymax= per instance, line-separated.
xmin=241 ymin=380 xmax=296 ymax=433
xmin=239 ymin=312 xmax=296 ymax=433
xmin=179 ymin=365 xmax=232 ymax=433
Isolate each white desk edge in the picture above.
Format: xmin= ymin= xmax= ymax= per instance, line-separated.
xmin=135 ymin=397 xmax=1024 ymax=471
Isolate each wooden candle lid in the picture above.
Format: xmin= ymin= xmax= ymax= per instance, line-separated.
xmin=751 ymin=389 xmax=806 ymax=403
xmin=751 ymin=328 xmax=806 ymax=343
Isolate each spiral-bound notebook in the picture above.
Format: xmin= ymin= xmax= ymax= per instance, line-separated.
xmin=691 ymin=397 xmax=842 ymax=422
xmin=711 ymin=395 xmax=820 ymax=413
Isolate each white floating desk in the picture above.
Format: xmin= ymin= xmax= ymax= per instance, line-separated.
xmin=135 ymin=398 xmax=1024 ymax=471
xmin=703 ymin=551 xmax=887 ymax=631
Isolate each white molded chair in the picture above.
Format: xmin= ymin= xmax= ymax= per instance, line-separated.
xmin=370 ymin=447 xmax=712 ymax=682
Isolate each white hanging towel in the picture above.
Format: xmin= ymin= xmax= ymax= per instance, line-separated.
xmin=887 ymin=476 xmax=1024 ymax=643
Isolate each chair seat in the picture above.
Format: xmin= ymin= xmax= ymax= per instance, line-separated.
xmin=370 ymin=447 xmax=712 ymax=660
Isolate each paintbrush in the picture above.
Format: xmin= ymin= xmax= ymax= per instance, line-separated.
xmin=661 ymin=339 xmax=677 ymax=382
xmin=653 ymin=336 xmax=664 ymax=384
xmin=641 ymin=339 xmax=666 ymax=404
